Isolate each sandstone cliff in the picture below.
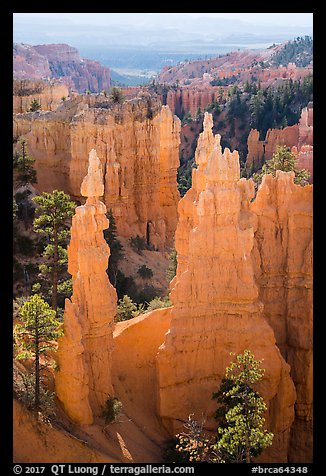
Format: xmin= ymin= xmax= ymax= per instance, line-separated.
xmin=13 ymin=79 xmax=69 ymax=113
xmin=13 ymin=42 xmax=110 ymax=93
xmin=13 ymin=43 xmax=51 ymax=79
xmin=164 ymin=86 xmax=225 ymax=118
xmin=13 ymin=97 xmax=180 ymax=250
xmin=156 ymin=113 xmax=296 ymax=462
xmin=250 ymin=171 xmax=313 ymax=462
xmin=246 ymin=104 xmax=313 ymax=182
xmin=56 ymin=150 xmax=117 ymax=425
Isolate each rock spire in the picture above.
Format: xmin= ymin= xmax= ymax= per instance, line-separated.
xmin=56 ymin=149 xmax=117 ymax=425
xmin=156 ymin=113 xmax=296 ymax=462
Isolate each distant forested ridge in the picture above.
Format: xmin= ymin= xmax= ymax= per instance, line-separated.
xmin=270 ymin=36 xmax=313 ymax=67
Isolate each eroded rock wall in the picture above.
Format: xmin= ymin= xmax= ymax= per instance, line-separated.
xmin=250 ymin=172 xmax=313 ymax=462
xmin=165 ymin=87 xmax=224 ymax=118
xmin=13 ymin=79 xmax=69 ymax=113
xmin=156 ymin=113 xmax=296 ymax=462
xmin=246 ymin=125 xmax=300 ymax=172
xmin=246 ymin=105 xmax=313 ymax=182
xmin=13 ymin=98 xmax=180 ymax=250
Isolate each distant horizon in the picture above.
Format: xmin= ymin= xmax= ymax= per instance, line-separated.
xmin=13 ymin=13 xmax=313 ymax=77
xmin=13 ymin=12 xmax=313 ymax=27
xmin=13 ymin=13 xmax=313 ymax=47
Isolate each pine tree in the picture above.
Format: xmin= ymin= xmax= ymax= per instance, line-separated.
xmin=29 ymin=98 xmax=41 ymax=112
xmin=32 ymin=190 xmax=75 ymax=314
xmin=13 ymin=139 xmax=37 ymax=187
xmin=110 ymin=87 xmax=125 ymax=104
xmin=13 ymin=198 xmax=18 ymax=218
xmin=116 ymin=295 xmax=139 ymax=321
xmin=103 ymin=209 xmax=124 ymax=287
xmin=249 ymin=90 xmax=265 ymax=131
xmin=213 ymin=350 xmax=273 ymax=463
xmin=253 ymin=145 xmax=310 ymax=187
xmin=167 ymin=248 xmax=177 ymax=281
xmin=14 ymin=294 xmax=63 ymax=409
xmin=175 ymin=415 xmax=222 ymax=462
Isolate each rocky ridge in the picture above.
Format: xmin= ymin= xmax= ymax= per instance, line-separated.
xmin=13 ymin=79 xmax=69 ymax=113
xmin=13 ymin=43 xmax=111 ymax=93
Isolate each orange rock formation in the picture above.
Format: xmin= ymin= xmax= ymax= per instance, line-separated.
xmin=13 ymin=112 xmax=313 ymax=464
xmin=13 ymin=98 xmax=180 ymax=250
xmin=246 ymin=104 xmax=313 ymax=182
xmin=156 ymin=113 xmax=296 ymax=462
xmin=250 ymin=171 xmax=313 ymax=462
xmin=13 ymin=79 xmax=69 ymax=113
xmin=56 ymin=149 xmax=117 ymax=425
xmin=165 ymin=86 xmax=225 ymax=118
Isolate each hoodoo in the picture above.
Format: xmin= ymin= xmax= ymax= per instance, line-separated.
xmin=250 ymin=171 xmax=313 ymax=461
xmin=156 ymin=113 xmax=296 ymax=462
xmin=56 ymin=149 xmax=117 ymax=425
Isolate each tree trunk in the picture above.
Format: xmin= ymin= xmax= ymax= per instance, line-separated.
xmin=35 ymin=314 xmax=40 ymax=409
xmin=52 ymin=227 xmax=58 ymax=315
xmin=246 ymin=442 xmax=251 ymax=463
xmin=244 ymin=388 xmax=251 ymax=463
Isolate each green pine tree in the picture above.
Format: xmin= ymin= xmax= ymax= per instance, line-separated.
xmin=213 ymin=350 xmax=273 ymax=463
xmin=196 ymin=107 xmax=202 ymax=120
xmin=32 ymin=190 xmax=76 ymax=314
xmin=29 ymin=98 xmax=41 ymax=112
xmin=103 ymin=209 xmax=124 ymax=287
xmin=13 ymin=139 xmax=37 ymax=187
xmin=253 ymin=145 xmax=310 ymax=187
xmin=110 ymin=87 xmax=125 ymax=104
xmin=14 ymin=294 xmax=63 ymax=409
xmin=116 ymin=295 xmax=139 ymax=321
xmin=167 ymin=248 xmax=178 ymax=281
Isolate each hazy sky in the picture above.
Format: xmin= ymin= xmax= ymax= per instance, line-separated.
xmin=189 ymin=13 xmax=313 ymax=25
xmin=13 ymin=12 xmax=313 ymax=73
xmin=13 ymin=12 xmax=313 ymax=62
xmin=13 ymin=12 xmax=313 ymax=27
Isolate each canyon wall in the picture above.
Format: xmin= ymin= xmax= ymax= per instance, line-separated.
xmin=164 ymin=86 xmax=224 ymax=118
xmin=246 ymin=104 xmax=313 ymax=182
xmin=246 ymin=125 xmax=299 ymax=172
xmin=250 ymin=172 xmax=313 ymax=462
xmin=56 ymin=150 xmax=117 ymax=425
xmin=112 ymin=308 xmax=172 ymax=447
xmin=13 ymin=97 xmax=181 ymax=250
xmin=13 ymin=79 xmax=69 ymax=113
xmin=156 ymin=113 xmax=296 ymax=462
xmin=13 ymin=43 xmax=110 ymax=93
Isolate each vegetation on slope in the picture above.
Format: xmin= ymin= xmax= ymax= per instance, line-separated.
xmin=270 ymin=36 xmax=313 ymax=67
xmin=252 ymin=145 xmax=310 ymax=188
